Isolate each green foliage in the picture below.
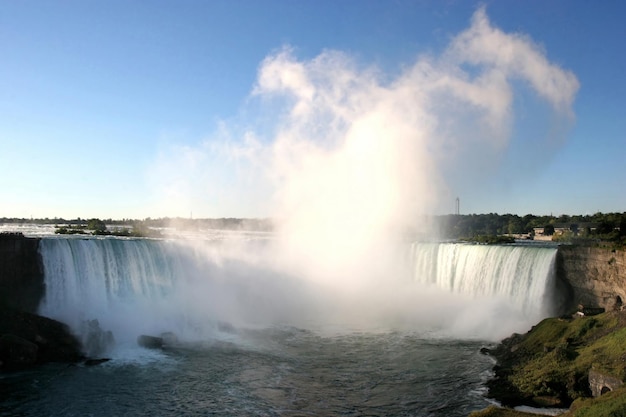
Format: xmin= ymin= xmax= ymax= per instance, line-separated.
xmin=460 ymin=235 xmax=516 ymax=244
xmin=543 ymin=224 xmax=555 ymax=236
xmin=495 ymin=312 xmax=626 ymax=406
xmin=3 ymin=212 xmax=625 ymax=243
xmin=87 ymin=218 xmax=107 ymax=232
xmin=568 ymin=388 xmax=626 ymax=417
xmin=54 ymin=226 xmax=86 ymax=235
xmin=469 ymin=405 xmax=535 ymax=416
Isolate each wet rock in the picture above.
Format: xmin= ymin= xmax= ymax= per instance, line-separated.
xmin=160 ymin=332 xmax=178 ymax=347
xmin=0 ymin=308 xmax=83 ymax=370
xmin=84 ymin=358 xmax=111 ymax=366
xmin=137 ymin=334 xmax=163 ymax=349
xmin=0 ymin=334 xmax=38 ymax=370
xmin=81 ymin=319 xmax=115 ymax=357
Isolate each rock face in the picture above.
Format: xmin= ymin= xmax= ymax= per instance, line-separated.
xmin=0 ymin=234 xmax=84 ymax=370
xmin=137 ymin=334 xmax=163 ymax=349
xmin=0 ymin=334 xmax=39 ymax=370
xmin=0 ymin=233 xmax=44 ymax=313
xmin=557 ymin=246 xmax=626 ymax=312
xmin=0 ymin=309 xmax=83 ymax=370
xmin=81 ymin=319 xmax=115 ymax=357
xmin=589 ymin=369 xmax=624 ymax=397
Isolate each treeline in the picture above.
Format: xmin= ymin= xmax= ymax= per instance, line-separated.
xmin=2 ymin=213 xmax=625 ymax=243
xmin=140 ymin=217 xmax=274 ymax=232
xmin=53 ymin=218 xmax=160 ymax=238
xmin=0 ymin=217 xmax=273 ymax=232
xmin=438 ymin=212 xmax=626 ymax=242
xmin=0 ymin=217 xmax=136 ymax=226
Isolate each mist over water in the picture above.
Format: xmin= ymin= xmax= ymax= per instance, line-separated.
xmin=146 ymin=7 xmax=578 ymax=343
xmin=38 ymin=236 xmax=558 ymax=347
xmin=3 ymin=8 xmax=580 ymax=416
xmin=26 ymin=235 xmax=559 ymax=416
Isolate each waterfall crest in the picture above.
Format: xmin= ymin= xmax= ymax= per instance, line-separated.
xmin=411 ymin=242 xmax=558 ymax=319
xmin=38 ymin=237 xmax=220 ymax=344
xmin=37 ymin=237 xmax=560 ymax=344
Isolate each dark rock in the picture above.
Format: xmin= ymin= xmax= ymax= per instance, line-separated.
xmin=84 ymin=358 xmax=111 ymax=366
xmin=0 ymin=334 xmax=38 ymax=370
xmin=160 ymin=332 xmax=178 ymax=347
xmin=81 ymin=319 xmax=115 ymax=357
xmin=579 ymin=306 xmax=605 ymax=316
xmin=0 ymin=235 xmax=44 ymax=313
xmin=0 ymin=308 xmax=83 ymax=370
xmin=137 ymin=335 xmax=163 ymax=349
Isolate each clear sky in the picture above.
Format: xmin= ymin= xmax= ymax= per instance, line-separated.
xmin=1 ymin=0 xmax=624 ymax=220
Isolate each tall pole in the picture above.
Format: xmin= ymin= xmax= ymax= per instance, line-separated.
xmin=455 ymin=197 xmax=460 ymax=215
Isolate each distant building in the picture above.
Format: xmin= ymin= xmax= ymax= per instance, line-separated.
xmin=533 ymin=223 xmax=599 ymax=239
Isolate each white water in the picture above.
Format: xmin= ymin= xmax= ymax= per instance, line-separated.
xmin=38 ymin=237 xmax=558 ymax=350
xmin=38 ymin=236 xmax=318 ymax=350
xmin=411 ymin=242 xmax=558 ymax=332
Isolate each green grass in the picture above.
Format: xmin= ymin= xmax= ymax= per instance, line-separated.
xmin=475 ymin=312 xmax=626 ymax=416
xmin=567 ymin=387 xmax=626 ymax=417
xmin=495 ymin=312 xmax=626 ymax=403
xmin=469 ymin=405 xmax=540 ymax=416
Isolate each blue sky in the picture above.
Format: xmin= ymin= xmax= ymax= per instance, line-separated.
xmin=1 ymin=0 xmax=624 ymax=220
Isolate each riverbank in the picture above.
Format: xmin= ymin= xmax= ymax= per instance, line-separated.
xmin=471 ymin=310 xmax=626 ymax=416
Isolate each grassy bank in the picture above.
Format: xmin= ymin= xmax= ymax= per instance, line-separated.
xmin=471 ymin=311 xmax=626 ymax=416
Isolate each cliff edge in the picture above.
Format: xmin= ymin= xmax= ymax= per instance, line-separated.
xmin=557 ymin=245 xmax=626 ymax=312
xmin=0 ymin=233 xmax=83 ymax=370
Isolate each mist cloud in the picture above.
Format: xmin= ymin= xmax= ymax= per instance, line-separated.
xmin=149 ymin=6 xmax=579 ymax=287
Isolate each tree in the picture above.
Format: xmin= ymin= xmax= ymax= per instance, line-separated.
xmin=543 ymin=224 xmax=555 ymax=236
xmin=87 ymin=218 xmax=107 ymax=232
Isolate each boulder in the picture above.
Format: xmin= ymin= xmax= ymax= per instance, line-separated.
xmin=81 ymin=319 xmax=115 ymax=357
xmin=0 ymin=308 xmax=83 ymax=370
xmin=137 ymin=335 xmax=163 ymax=349
xmin=160 ymin=332 xmax=178 ymax=347
xmin=589 ymin=369 xmax=623 ymax=397
xmin=0 ymin=334 xmax=38 ymax=370
xmin=84 ymin=358 xmax=111 ymax=366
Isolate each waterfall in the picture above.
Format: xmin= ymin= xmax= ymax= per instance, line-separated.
xmin=37 ymin=236 xmax=301 ymax=349
xmin=37 ymin=237 xmax=560 ymax=346
xmin=411 ymin=242 xmax=558 ymax=321
xmin=38 ymin=237 xmax=229 ymax=347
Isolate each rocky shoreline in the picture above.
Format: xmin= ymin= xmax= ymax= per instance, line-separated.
xmin=471 ymin=309 xmax=626 ymax=416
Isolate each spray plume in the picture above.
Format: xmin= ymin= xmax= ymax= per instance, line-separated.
xmin=146 ymin=7 xmax=579 ymax=338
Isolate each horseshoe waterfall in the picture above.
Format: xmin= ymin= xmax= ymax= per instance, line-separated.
xmin=2 ymin=236 xmax=561 ymax=416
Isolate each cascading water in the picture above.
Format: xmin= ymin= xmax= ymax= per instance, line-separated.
xmin=21 ymin=236 xmax=562 ymax=416
xmin=411 ymin=242 xmax=558 ymax=327
xmin=38 ymin=237 xmax=559 ymax=347
xmin=38 ymin=236 xmax=313 ymax=352
xmin=38 ymin=237 xmax=233 ymax=351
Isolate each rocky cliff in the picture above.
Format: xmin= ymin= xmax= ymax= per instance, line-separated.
xmin=0 ymin=234 xmax=44 ymax=313
xmin=557 ymin=245 xmax=626 ymax=312
xmin=0 ymin=233 xmax=83 ymax=370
